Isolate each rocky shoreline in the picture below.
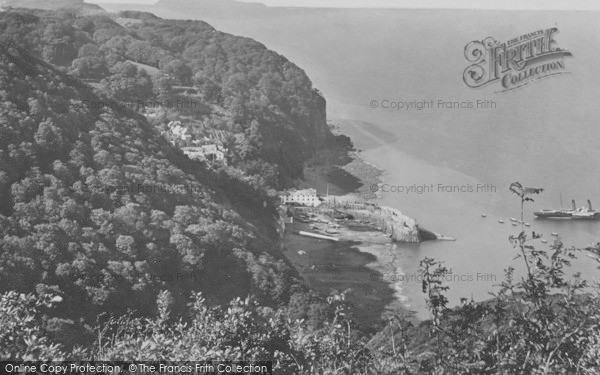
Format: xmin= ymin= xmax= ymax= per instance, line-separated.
xmin=294 ymin=200 xmax=436 ymax=243
xmin=279 ymin=120 xmax=435 ymax=325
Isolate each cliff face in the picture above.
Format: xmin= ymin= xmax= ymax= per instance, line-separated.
xmin=346 ymin=206 xmax=423 ymax=243
xmin=307 ymin=92 xmax=329 ymax=147
xmin=315 ymin=201 xmax=426 ymax=243
xmin=260 ymin=84 xmax=329 ymax=184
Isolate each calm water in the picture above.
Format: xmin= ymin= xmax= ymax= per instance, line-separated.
xmin=120 ymin=6 xmax=600 ymax=319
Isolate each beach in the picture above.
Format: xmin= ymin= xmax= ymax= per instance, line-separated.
xmin=282 ymin=216 xmax=419 ymax=331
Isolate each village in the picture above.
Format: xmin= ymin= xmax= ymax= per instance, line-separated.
xmin=277 ymin=188 xmax=437 ymax=243
xmin=158 ymin=119 xmax=228 ymax=165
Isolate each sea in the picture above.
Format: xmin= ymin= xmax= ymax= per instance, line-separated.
xmin=110 ymin=5 xmax=600 ymax=319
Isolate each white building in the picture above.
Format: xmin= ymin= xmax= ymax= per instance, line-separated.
xmin=182 ymin=144 xmax=227 ymax=165
xmin=280 ymin=188 xmax=321 ymax=207
xmin=167 ymin=121 xmax=192 ymax=141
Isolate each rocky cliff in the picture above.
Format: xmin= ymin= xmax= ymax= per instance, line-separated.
xmin=345 ymin=205 xmax=425 ymax=243
xmin=313 ymin=201 xmax=431 ymax=243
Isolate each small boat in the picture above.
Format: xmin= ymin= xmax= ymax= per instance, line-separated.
xmin=510 ymin=218 xmax=517 ymax=222
xmin=297 ymin=250 xmax=306 ymax=255
xmin=551 ymin=233 xmax=559 ymax=237
xmin=525 ymin=223 xmax=530 ymax=227
xmin=512 ymin=223 xmax=518 ymax=226
xmin=541 ymin=239 xmax=548 ymax=243
xmin=436 ymin=233 xmax=457 ymax=241
xmin=498 ymin=220 xmax=504 ymax=224
xmin=518 ymin=220 xmax=524 ymax=224
xmin=298 ymin=231 xmax=339 ymax=242
xmin=481 ymin=213 xmax=487 ymax=218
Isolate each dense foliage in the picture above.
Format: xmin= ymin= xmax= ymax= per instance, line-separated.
xmin=0 ymin=40 xmax=310 ymax=346
xmin=3 ymin=240 xmax=599 ymax=373
xmin=0 ymin=5 xmax=336 ymax=349
xmin=0 ymin=7 xmax=329 ymax=186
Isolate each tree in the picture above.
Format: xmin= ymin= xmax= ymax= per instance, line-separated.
xmin=41 ymin=22 xmax=78 ymax=66
xmin=73 ymin=17 xmax=95 ymax=35
xmin=126 ymin=40 xmax=165 ymax=67
xmin=194 ymin=73 xmax=222 ymax=102
xmin=160 ymin=59 xmax=193 ymax=86
xmin=34 ymin=119 xmax=66 ymax=152
xmin=70 ymin=55 xmax=109 ymax=79
xmin=151 ymin=74 xmax=174 ymax=103
xmin=509 ymin=181 xmax=544 ymax=230
xmin=101 ymin=62 xmax=153 ymax=101
xmin=93 ymin=28 xmax=123 ymax=45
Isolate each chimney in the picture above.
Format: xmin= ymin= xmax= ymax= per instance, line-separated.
xmin=572 ymin=199 xmax=576 ymax=211
xmin=588 ymin=199 xmax=593 ymax=211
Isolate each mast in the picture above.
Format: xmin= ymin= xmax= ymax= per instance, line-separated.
xmin=560 ymin=192 xmax=563 ymax=209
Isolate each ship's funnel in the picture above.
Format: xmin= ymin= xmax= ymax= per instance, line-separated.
xmin=572 ymin=199 xmax=576 ymax=211
xmin=588 ymin=199 xmax=593 ymax=211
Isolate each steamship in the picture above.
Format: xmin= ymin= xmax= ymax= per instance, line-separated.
xmin=534 ymin=199 xmax=599 ymax=220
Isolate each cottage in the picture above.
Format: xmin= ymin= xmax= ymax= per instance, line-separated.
xmin=182 ymin=144 xmax=227 ymax=165
xmin=167 ymin=121 xmax=192 ymax=141
xmin=280 ymin=188 xmax=321 ymax=207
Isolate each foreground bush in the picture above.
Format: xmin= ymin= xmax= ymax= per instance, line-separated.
xmin=2 ymin=238 xmax=599 ymax=374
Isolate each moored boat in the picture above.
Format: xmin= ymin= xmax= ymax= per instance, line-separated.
xmin=534 ymin=199 xmax=599 ymax=219
xmin=435 ymin=233 xmax=456 ymax=241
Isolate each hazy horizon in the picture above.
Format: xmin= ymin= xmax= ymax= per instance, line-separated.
xmin=85 ymin=0 xmax=600 ymax=11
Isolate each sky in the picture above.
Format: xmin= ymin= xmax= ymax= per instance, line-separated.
xmin=85 ymin=0 xmax=600 ymax=10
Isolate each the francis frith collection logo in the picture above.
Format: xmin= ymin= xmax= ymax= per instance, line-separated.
xmin=463 ymin=28 xmax=572 ymax=92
